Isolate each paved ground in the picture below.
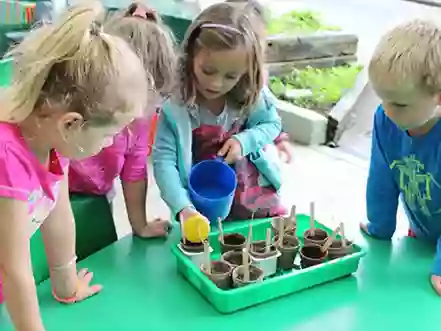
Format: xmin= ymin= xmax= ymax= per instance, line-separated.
xmin=112 ymin=0 xmax=440 ymax=241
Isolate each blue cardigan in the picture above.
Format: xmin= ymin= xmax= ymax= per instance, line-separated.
xmin=152 ymin=88 xmax=283 ymax=216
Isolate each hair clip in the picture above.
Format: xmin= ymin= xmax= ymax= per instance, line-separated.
xmin=126 ymin=2 xmax=157 ymax=22
xmin=200 ymin=23 xmax=242 ymax=35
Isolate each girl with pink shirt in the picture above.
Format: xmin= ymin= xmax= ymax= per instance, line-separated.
xmin=69 ymin=2 xmax=176 ymax=238
xmin=0 ymin=2 xmax=150 ymax=330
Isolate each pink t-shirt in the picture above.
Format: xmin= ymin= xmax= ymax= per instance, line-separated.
xmin=0 ymin=122 xmax=67 ymax=235
xmin=0 ymin=122 xmax=67 ymax=304
xmin=68 ymin=118 xmax=150 ymax=195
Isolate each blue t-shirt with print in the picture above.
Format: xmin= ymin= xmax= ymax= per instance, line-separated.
xmin=367 ymin=105 xmax=441 ymax=276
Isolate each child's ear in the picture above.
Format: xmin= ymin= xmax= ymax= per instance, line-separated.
xmin=61 ymin=112 xmax=84 ymax=132
xmin=437 ymin=93 xmax=441 ymax=105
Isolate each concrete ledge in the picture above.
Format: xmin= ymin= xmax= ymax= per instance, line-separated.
xmin=266 ymin=55 xmax=357 ymax=76
xmin=276 ymin=99 xmax=328 ymax=145
xmin=266 ymin=32 xmax=358 ymax=63
xmin=272 ymin=68 xmax=368 ymax=146
xmin=329 ymin=68 xmax=369 ymax=143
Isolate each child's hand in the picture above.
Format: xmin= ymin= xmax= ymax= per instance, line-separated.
xmin=431 ymin=275 xmax=441 ymax=296
xmin=74 ymin=269 xmax=102 ymax=302
xmin=276 ymin=140 xmax=293 ymax=163
xmin=179 ymin=206 xmax=207 ymax=223
xmin=134 ymin=218 xmax=171 ymax=239
xmin=218 ymin=138 xmax=242 ymax=164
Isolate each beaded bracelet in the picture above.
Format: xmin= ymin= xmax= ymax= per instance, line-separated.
xmin=52 ymin=287 xmax=78 ymax=304
xmin=50 ymin=256 xmax=79 ymax=304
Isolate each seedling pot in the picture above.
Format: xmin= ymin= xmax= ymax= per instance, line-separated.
xmin=178 ymin=241 xmax=213 ymax=268
xmin=275 ymin=235 xmax=300 ymax=269
xmin=300 ymin=244 xmax=328 ymax=268
xmin=249 ymin=241 xmax=280 ymax=278
xmin=272 ymin=217 xmax=296 ymax=236
xmin=220 ymin=233 xmax=246 ymax=254
xmin=201 ymin=261 xmax=233 ymax=290
xmin=303 ymin=228 xmax=329 ymax=246
xmin=231 ymin=264 xmax=264 ymax=288
xmin=221 ymin=250 xmax=252 ymax=268
xmin=328 ymin=239 xmax=353 ymax=260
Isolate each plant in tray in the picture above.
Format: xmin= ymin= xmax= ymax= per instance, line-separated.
xmin=249 ymin=228 xmax=280 ymax=277
xmin=218 ymin=218 xmax=246 ymax=254
xmin=271 ymin=205 xmax=297 ymax=236
xmin=201 ymin=261 xmax=233 ymax=290
xmin=267 ymin=9 xmax=340 ymax=36
xmin=200 ymin=240 xmax=233 ymax=289
xmin=327 ymin=223 xmax=353 ymax=259
xmin=221 ymin=250 xmax=252 ymax=268
xmin=269 ymin=64 xmax=363 ymax=116
xmin=275 ymin=234 xmax=300 ymax=270
xmin=300 ymin=223 xmax=342 ymax=268
xmin=303 ymin=202 xmax=329 ymax=246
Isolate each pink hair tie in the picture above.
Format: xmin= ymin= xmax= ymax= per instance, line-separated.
xmin=128 ymin=3 xmax=157 ymax=22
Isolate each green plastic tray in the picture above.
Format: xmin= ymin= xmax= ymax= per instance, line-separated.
xmin=171 ymin=214 xmax=365 ymax=313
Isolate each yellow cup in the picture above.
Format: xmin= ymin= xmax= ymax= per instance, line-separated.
xmin=182 ymin=214 xmax=210 ymax=242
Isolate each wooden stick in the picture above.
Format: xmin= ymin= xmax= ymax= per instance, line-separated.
xmin=322 ymin=224 xmax=342 ymax=252
xmin=290 ymin=205 xmax=297 ymax=224
xmin=265 ymin=228 xmax=271 ymax=253
xmin=203 ymin=240 xmax=211 ymax=274
xmin=277 ymin=217 xmax=284 ymax=246
xmin=243 ymin=224 xmax=252 ymax=282
xmin=217 ymin=217 xmax=224 ymax=244
xmin=309 ymin=201 xmax=316 ymax=236
xmin=243 ymin=247 xmax=250 ymax=282
xmin=340 ymin=222 xmax=347 ymax=247
xmin=247 ymin=223 xmax=253 ymax=244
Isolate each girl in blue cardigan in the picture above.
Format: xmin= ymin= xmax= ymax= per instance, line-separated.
xmin=152 ymin=3 xmax=286 ymax=227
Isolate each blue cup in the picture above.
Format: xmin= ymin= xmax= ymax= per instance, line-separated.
xmin=188 ymin=157 xmax=237 ymax=222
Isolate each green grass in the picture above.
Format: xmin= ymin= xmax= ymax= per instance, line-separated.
xmin=269 ymin=64 xmax=363 ymax=112
xmin=267 ymin=10 xmax=341 ymax=35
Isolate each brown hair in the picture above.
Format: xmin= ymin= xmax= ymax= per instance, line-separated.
xmin=104 ymin=2 xmax=177 ymax=94
xmin=176 ymin=2 xmax=263 ymax=112
xmin=1 ymin=1 xmax=148 ymax=125
xmin=369 ymin=19 xmax=441 ymax=95
xmin=225 ymin=0 xmax=267 ymax=53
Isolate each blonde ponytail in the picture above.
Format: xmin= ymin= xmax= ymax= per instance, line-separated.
xmin=1 ymin=0 xmax=148 ymax=124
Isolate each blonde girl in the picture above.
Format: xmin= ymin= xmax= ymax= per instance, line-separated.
xmin=69 ymin=2 xmax=177 ymax=238
xmin=0 ymin=1 xmax=149 ymax=330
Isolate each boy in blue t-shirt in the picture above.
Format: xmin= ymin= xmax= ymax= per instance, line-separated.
xmin=361 ymin=19 xmax=441 ymax=296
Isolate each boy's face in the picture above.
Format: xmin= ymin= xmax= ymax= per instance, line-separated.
xmin=371 ymin=78 xmax=440 ymax=130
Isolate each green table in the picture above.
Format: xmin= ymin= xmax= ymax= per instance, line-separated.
xmin=1 ymin=224 xmax=441 ymax=331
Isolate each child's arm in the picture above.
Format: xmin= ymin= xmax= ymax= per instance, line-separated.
xmin=152 ymin=113 xmax=193 ymax=217
xmin=119 ymin=119 xmax=168 ymax=237
xmin=363 ymin=106 xmax=400 ymax=239
xmin=233 ymin=88 xmax=282 ymax=156
xmin=0 ymin=198 xmax=45 ymax=331
xmin=40 ymin=169 xmax=101 ymax=300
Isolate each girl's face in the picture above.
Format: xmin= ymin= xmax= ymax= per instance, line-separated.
xmin=193 ymin=46 xmax=248 ymax=100
xmin=371 ymin=78 xmax=440 ymax=130
xmin=51 ymin=110 xmax=136 ymax=160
